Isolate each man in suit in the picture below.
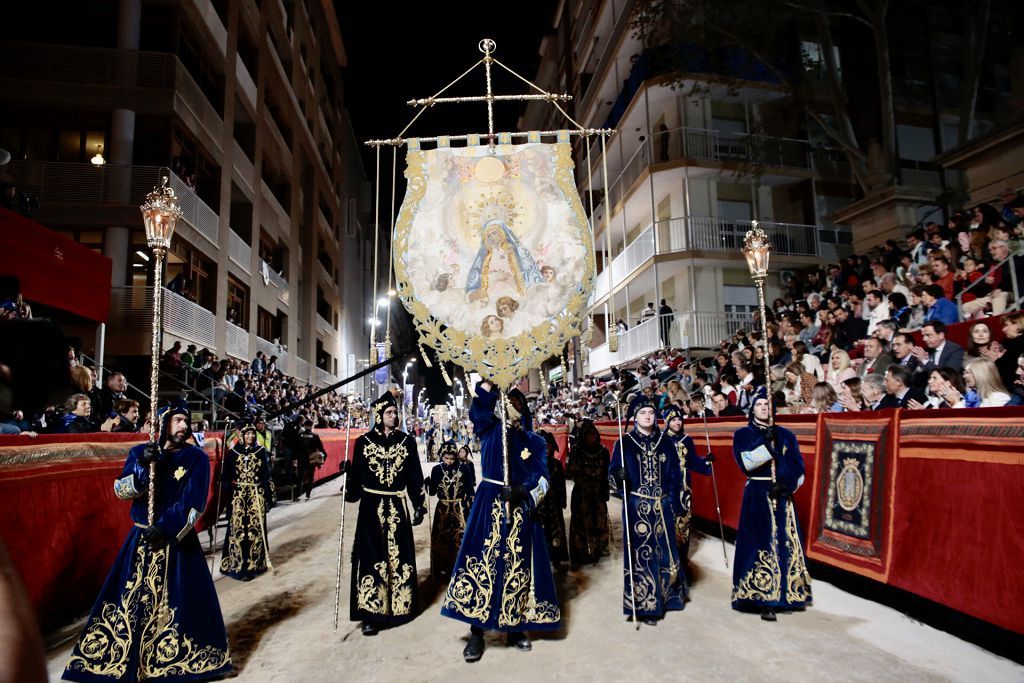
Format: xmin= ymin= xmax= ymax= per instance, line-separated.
xmin=857 ymin=337 xmax=895 ymax=380
xmin=911 ymin=320 xmax=965 ymax=373
xmin=879 ymin=365 xmax=928 ymax=409
xmin=862 ymin=374 xmax=888 ymax=410
xmin=890 ymin=333 xmax=926 ymax=387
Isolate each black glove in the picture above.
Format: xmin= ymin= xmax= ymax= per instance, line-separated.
xmin=610 ymin=466 xmax=630 ymax=490
xmin=768 ymin=482 xmax=790 ymax=500
xmin=338 ymin=460 xmax=350 ymax=474
xmin=412 ymin=507 xmax=426 ymax=526
xmin=142 ymin=525 xmax=168 ymax=549
xmin=704 ymin=453 xmax=716 ymax=464
xmin=138 ymin=443 xmax=162 ymax=466
xmin=500 ymin=484 xmax=529 ymax=505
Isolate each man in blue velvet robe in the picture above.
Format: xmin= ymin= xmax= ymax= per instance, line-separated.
xmin=344 ymin=391 xmax=426 ymax=636
xmin=441 ymin=382 xmax=560 ymax=662
xmin=610 ymin=396 xmax=683 ymax=625
xmin=64 ymin=406 xmax=231 ymax=682
xmin=730 ymin=387 xmax=812 ymax=621
xmin=662 ymin=405 xmax=714 ymax=598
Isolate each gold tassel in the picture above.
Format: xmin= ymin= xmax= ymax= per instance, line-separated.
xmin=608 ymin=324 xmax=619 ymax=353
xmin=383 ymin=330 xmax=392 ymax=361
xmin=440 ymin=361 xmax=453 ymax=386
xmin=419 ymin=344 xmax=433 ymax=368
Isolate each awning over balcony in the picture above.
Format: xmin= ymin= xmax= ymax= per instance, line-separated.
xmin=0 ymin=208 xmax=111 ymax=322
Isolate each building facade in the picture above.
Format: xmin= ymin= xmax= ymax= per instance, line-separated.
xmin=0 ymin=0 xmax=373 ymax=388
xmin=523 ymin=0 xmax=1012 ymax=376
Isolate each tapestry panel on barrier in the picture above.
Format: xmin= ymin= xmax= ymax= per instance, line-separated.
xmin=808 ymin=412 xmax=897 ymax=581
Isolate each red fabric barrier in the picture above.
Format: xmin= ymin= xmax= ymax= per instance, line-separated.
xmin=0 ymin=429 xmax=353 ymax=630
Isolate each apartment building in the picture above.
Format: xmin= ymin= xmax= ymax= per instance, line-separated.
xmin=0 ymin=0 xmax=372 ymax=388
xmin=522 ymin=0 xmax=1010 ymax=376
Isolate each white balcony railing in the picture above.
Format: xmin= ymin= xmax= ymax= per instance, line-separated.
xmin=316 ymin=313 xmax=336 ymax=338
xmin=265 ymin=266 xmax=289 ymax=305
xmin=109 ymin=287 xmax=216 ymax=349
xmin=260 ymin=179 xmax=290 ymax=232
xmin=585 ymin=316 xmax=662 ymax=374
xmin=228 ymin=229 xmax=251 ymax=273
xmin=226 ymin=321 xmax=249 ymax=360
xmin=292 ymin=357 xmax=312 ymax=385
xmin=167 ymin=173 xmax=219 ymax=246
xmin=656 ymin=216 xmax=819 ymax=257
xmin=316 ymin=367 xmax=339 ymax=389
xmin=676 ymin=312 xmax=748 ymax=349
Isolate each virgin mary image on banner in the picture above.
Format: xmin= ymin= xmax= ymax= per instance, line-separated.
xmin=393 ymin=133 xmax=595 ymax=386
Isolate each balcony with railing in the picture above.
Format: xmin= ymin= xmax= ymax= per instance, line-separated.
xmin=316 ymin=312 xmax=337 ymax=338
xmin=108 ymin=287 xmax=216 ymax=349
xmin=655 ymin=216 xmax=819 ymax=257
xmin=260 ymin=179 xmax=290 ymax=232
xmin=0 ymin=41 xmax=224 ymax=146
xmin=266 ymin=267 xmax=289 ymax=305
xmin=6 ymin=161 xmax=220 ymax=247
xmin=228 ymin=229 xmax=251 ymax=273
xmin=316 ymin=367 xmax=339 ymax=389
xmin=587 ymin=125 xmax=814 ymax=211
xmin=292 ymin=357 xmax=312 ymax=385
xmin=589 ymin=216 xmax=819 ymax=305
xmin=586 ymin=315 xmax=662 ymax=374
xmin=226 ymin=321 xmax=249 ymax=360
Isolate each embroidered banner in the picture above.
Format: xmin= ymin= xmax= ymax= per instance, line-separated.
xmin=393 ymin=138 xmax=595 ymax=388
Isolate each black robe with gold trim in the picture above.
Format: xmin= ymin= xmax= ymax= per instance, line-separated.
xmin=345 ymin=426 xmax=425 ymax=627
xmin=63 ymin=443 xmax=231 ymax=682
xmin=219 ymin=443 xmax=273 ymax=581
xmin=426 ymin=461 xmax=474 ymax=579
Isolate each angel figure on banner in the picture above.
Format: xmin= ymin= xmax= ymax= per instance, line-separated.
xmin=465 ymin=210 xmax=545 ymax=304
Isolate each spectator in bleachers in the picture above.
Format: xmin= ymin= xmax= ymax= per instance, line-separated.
xmin=825 ymin=348 xmax=856 ymax=394
xmin=61 ymin=393 xmax=97 ymax=433
xmin=711 ymin=392 xmax=744 ymax=417
xmin=100 ymin=399 xmax=141 ymax=433
xmin=965 ymin=322 xmax=996 ymax=362
xmin=839 ymin=377 xmax=865 ymax=412
xmin=860 ymin=373 xmax=887 ymax=410
xmin=983 ymin=312 xmax=1024 ymax=389
xmin=962 ymin=240 xmax=1014 ymax=318
xmin=879 ymin=365 xmax=927 ymax=409
xmin=890 ymin=333 xmax=926 ymax=387
xmin=804 ymin=382 xmax=842 ymax=414
xmin=955 ymin=358 xmax=1011 ymax=408
xmin=98 ymin=372 xmax=128 ymax=419
xmin=782 ymin=361 xmax=815 ymax=409
xmin=857 ymin=337 xmax=894 ymax=380
xmin=913 ymin=320 xmax=965 ymax=374
xmin=864 ymin=290 xmax=890 ymax=336
xmin=252 ymin=351 xmax=266 ymax=374
xmin=921 ymin=284 xmax=959 ymax=325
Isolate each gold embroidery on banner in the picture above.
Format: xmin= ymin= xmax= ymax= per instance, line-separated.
xmin=732 ymin=499 xmax=783 ymax=603
xmin=444 ymin=499 xmax=502 ymax=620
xmin=784 ymin=501 xmax=812 ymax=604
xmin=356 ymin=499 xmax=414 ymax=615
xmin=363 ymin=441 xmax=409 ymax=488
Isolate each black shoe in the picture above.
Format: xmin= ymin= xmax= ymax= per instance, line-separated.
xmin=760 ymin=609 xmax=777 ymax=622
xmin=463 ymin=633 xmax=484 ymax=662
xmin=507 ymin=632 xmax=531 ymax=652
xmin=361 ymin=622 xmax=379 ymax=636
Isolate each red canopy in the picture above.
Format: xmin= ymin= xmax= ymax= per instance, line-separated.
xmin=0 ymin=208 xmax=111 ymax=322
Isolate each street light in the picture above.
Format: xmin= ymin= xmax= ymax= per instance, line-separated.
xmin=742 ymin=220 xmax=773 ymax=422
xmin=140 ymin=175 xmax=181 ymax=526
xmin=402 ymin=359 xmax=416 ymax=430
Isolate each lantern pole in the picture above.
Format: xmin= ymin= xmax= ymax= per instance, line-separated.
xmin=141 ymin=175 xmax=182 ymax=526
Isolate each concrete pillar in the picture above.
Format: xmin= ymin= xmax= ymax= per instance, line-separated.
xmin=104 ymin=225 xmax=130 ymax=287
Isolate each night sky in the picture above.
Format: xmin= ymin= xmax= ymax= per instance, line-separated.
xmin=334 ymin=3 xmax=557 ymax=403
xmin=335 ymin=2 xmax=558 ymax=155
